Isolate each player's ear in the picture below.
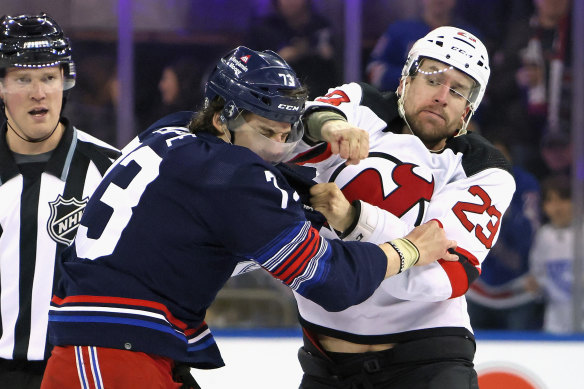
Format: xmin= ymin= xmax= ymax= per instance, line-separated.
xmin=460 ymin=106 xmax=471 ymax=124
xmin=397 ymin=77 xmax=408 ymax=96
xmin=212 ymin=111 xmax=232 ymax=142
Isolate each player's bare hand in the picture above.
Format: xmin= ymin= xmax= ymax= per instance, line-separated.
xmin=405 ymin=220 xmax=458 ymax=266
xmin=309 ymin=183 xmax=355 ymax=231
xmin=320 ymin=120 xmax=369 ymax=165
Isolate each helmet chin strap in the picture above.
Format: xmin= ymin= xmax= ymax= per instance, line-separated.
xmin=7 ymin=120 xmax=59 ymax=143
xmin=456 ymin=108 xmax=474 ymax=136
xmin=397 ymin=77 xmax=415 ymax=136
xmin=5 ymin=111 xmax=61 ymax=143
xmin=221 ymin=125 xmax=234 ymax=144
xmin=1 ymin=100 xmax=61 ymax=144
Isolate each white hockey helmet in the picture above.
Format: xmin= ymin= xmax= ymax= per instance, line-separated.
xmin=401 ymin=26 xmax=490 ymax=113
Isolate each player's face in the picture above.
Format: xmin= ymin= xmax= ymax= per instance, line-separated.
xmin=0 ymin=66 xmax=64 ymax=145
xmin=401 ymin=59 xmax=473 ymax=150
xmin=227 ymin=112 xmax=303 ymax=163
xmin=241 ymin=113 xmax=292 ymax=143
xmin=232 ymin=112 xmax=295 ymax=162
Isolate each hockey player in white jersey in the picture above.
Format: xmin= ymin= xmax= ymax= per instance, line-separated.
xmin=289 ymin=27 xmax=516 ymax=388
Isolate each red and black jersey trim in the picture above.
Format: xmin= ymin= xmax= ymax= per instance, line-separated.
xmin=289 ymin=142 xmax=332 ymax=165
xmin=439 ymin=246 xmax=480 ymax=299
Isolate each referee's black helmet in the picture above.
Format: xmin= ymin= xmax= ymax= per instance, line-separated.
xmin=0 ymin=12 xmax=76 ymax=90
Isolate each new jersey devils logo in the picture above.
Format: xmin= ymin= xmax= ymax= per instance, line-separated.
xmin=330 ymin=152 xmax=434 ymax=226
xmin=47 ymin=195 xmax=88 ymax=245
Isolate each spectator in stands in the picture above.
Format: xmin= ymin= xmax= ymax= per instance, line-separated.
xmin=484 ymin=0 xmax=572 ymax=176
xmin=247 ymin=0 xmax=340 ymax=98
xmin=527 ymin=174 xmax=579 ymax=334
xmin=466 ymin=135 xmax=543 ymax=330
xmin=540 ymin=126 xmax=572 ymax=178
xmin=139 ymin=57 xmax=204 ymax=130
xmin=454 ymin=0 xmax=533 ymax=54
xmin=366 ymin=0 xmax=481 ymax=92
xmin=65 ymin=54 xmax=118 ymax=145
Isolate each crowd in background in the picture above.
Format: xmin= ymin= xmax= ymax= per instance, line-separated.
xmin=11 ymin=0 xmax=577 ymax=333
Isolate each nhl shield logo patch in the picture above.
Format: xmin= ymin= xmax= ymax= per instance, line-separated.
xmin=47 ymin=195 xmax=89 ymax=245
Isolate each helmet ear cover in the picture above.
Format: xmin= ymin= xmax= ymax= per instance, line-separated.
xmin=0 ymin=13 xmax=76 ymax=90
xmin=220 ymin=100 xmax=239 ymax=123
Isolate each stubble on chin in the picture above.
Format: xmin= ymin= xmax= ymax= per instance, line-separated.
xmin=408 ymin=114 xmax=446 ymax=145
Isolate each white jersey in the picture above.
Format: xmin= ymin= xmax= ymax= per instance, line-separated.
xmin=289 ymin=82 xmax=516 ymax=342
xmin=529 ymin=224 xmax=581 ymax=334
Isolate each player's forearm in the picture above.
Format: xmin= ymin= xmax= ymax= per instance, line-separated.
xmin=305 ymin=110 xmax=347 ymax=142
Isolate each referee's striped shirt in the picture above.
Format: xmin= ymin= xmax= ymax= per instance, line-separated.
xmin=0 ymin=118 xmax=120 ymax=361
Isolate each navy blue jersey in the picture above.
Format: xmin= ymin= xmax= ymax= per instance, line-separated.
xmin=48 ymin=119 xmax=387 ymax=368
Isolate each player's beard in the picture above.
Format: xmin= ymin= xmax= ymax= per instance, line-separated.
xmin=407 ymin=107 xmax=456 ymax=150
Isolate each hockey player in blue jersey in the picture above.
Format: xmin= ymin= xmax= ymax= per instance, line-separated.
xmin=40 ymin=47 xmax=457 ymax=388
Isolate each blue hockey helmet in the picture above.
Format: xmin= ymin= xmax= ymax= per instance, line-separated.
xmin=205 ymin=46 xmax=306 ymax=124
xmin=0 ymin=13 xmax=76 ymax=90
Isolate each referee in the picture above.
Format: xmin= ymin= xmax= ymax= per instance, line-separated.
xmin=0 ymin=13 xmax=120 ymax=388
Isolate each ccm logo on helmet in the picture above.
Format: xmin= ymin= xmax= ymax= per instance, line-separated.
xmin=278 ymin=104 xmax=300 ymax=111
xmin=450 ymin=46 xmax=474 ymax=59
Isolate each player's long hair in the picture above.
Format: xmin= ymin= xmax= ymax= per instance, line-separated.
xmin=187 ymin=96 xmax=224 ymax=136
